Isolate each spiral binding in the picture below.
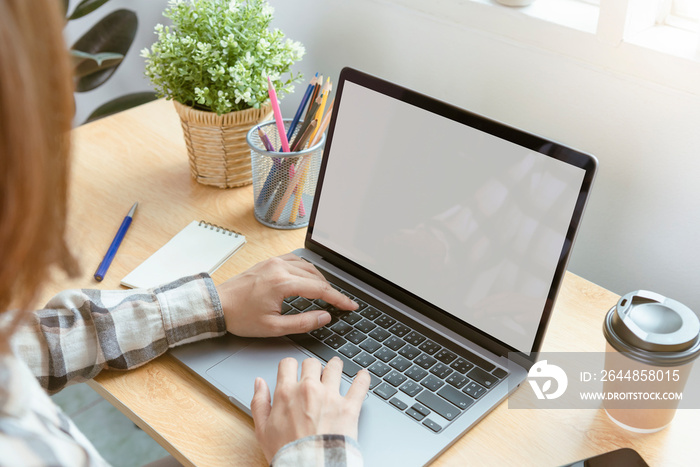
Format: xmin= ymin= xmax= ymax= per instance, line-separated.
xmin=198 ymin=220 xmax=241 ymax=237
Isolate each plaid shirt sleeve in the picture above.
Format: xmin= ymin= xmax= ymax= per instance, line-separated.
xmin=272 ymin=435 xmax=364 ymax=466
xmin=10 ymin=273 xmax=226 ymax=394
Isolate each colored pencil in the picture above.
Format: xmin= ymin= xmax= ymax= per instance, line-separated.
xmin=310 ymin=98 xmax=334 ymax=147
xmin=267 ymin=76 xmax=290 ymax=152
xmin=286 ymin=74 xmax=317 ymax=142
xmin=309 ymin=79 xmax=331 ymax=144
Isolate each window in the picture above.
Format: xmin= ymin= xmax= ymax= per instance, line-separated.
xmin=663 ymin=0 xmax=700 ymax=31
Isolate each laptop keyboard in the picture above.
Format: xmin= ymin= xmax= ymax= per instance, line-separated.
xmin=282 ymin=282 xmax=509 ymax=433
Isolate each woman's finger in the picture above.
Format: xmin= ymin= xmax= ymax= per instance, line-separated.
xmin=321 ymin=356 xmax=344 ymax=389
xmin=300 ymin=357 xmax=323 ymax=382
xmin=250 ymin=377 xmax=272 ymax=436
xmin=278 ymin=277 xmax=357 ymax=311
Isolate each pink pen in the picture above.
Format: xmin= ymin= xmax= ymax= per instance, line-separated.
xmin=267 ymin=76 xmax=290 ymax=152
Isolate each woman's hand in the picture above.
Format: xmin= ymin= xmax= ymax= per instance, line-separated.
xmin=216 ymin=253 xmax=357 ymax=337
xmin=250 ymin=357 xmax=370 ymax=462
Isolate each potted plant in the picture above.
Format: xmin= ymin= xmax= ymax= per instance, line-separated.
xmin=142 ymin=0 xmax=305 ymax=188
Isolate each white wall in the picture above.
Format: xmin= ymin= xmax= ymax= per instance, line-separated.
xmin=269 ymin=0 xmax=700 ymax=313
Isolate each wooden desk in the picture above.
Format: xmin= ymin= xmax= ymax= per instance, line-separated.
xmin=40 ymin=100 xmax=696 ymax=466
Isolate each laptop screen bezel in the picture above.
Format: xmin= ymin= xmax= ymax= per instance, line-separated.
xmin=304 ymin=67 xmax=597 ymax=365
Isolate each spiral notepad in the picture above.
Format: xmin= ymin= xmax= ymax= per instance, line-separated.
xmin=121 ymin=220 xmax=246 ymax=289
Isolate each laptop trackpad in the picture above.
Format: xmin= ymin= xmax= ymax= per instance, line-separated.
xmin=206 ymin=337 xmax=354 ymax=415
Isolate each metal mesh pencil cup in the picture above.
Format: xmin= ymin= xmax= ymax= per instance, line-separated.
xmin=247 ymin=120 xmax=326 ymax=229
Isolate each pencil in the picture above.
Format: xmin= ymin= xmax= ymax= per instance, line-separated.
xmin=310 ymin=98 xmax=334 ymax=147
xmin=267 ymin=76 xmax=290 ymax=152
xmin=309 ymin=78 xmax=331 ymax=144
xmin=265 ymin=158 xmax=293 ymax=221
xmin=291 ymin=100 xmax=333 ymax=222
xmin=291 ymin=119 xmax=317 ymax=152
xmin=287 ymin=119 xmax=317 ymax=220
xmin=286 ymin=74 xmax=317 ymax=142
xmin=290 ymin=97 xmax=321 ymax=149
xmin=272 ymin=156 xmax=310 ymax=223
xmin=256 ymin=127 xmax=279 ymax=207
xmin=306 ymin=75 xmax=322 ymax=116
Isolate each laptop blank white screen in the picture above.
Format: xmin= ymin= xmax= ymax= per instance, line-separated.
xmin=311 ymin=82 xmax=586 ymax=354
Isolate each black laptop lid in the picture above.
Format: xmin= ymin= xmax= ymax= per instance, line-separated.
xmin=305 ymin=67 xmax=597 ymax=361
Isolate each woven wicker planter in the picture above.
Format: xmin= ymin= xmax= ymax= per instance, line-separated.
xmin=174 ymin=100 xmax=272 ymax=188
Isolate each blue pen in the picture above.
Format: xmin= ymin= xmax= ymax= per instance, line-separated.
xmin=285 ymin=73 xmax=317 ymax=143
xmin=94 ymin=202 xmax=138 ymax=281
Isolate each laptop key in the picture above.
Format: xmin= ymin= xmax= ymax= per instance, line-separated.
xmin=405 ymin=365 xmax=429 ymax=382
xmin=369 ymin=374 xmax=382 ymax=389
xmin=309 ymin=327 xmax=333 ymax=341
xmin=416 ymin=391 xmax=459 ymax=421
xmin=325 ymin=335 xmax=347 ymax=350
xmin=399 ymin=380 xmax=423 ymax=397
xmin=281 ymin=302 xmax=293 ymax=314
xmin=368 ymin=327 xmax=391 ymax=342
xmin=434 ymin=349 xmax=457 ymax=365
xmin=340 ymin=312 xmax=363 ymax=325
xmin=384 ymin=336 xmax=406 ymax=351
xmin=398 ymin=344 xmax=420 ymax=360
xmin=375 ymin=314 xmax=396 ymax=329
xmin=314 ymin=298 xmax=331 ymax=309
xmin=374 ymin=382 xmax=398 ymax=400
xmin=463 ymin=382 xmax=486 ymax=399
xmin=389 ymin=397 xmax=408 ymax=411
xmin=418 ymin=340 xmax=440 ymax=355
xmin=374 ymin=347 xmax=397 ymax=363
xmin=369 ymin=361 xmax=391 ymax=377
xmin=422 ymin=418 xmax=442 ymax=433
xmin=414 ymin=354 xmax=437 ymax=370
xmin=445 ymin=373 xmax=468 ymax=389
xmin=389 ymin=356 xmax=412 ymax=372
xmin=404 ymin=331 xmax=426 ymax=346
xmin=291 ymin=297 xmax=313 ymax=310
xmin=412 ymin=403 xmax=430 ymax=417
xmin=420 ymin=375 xmax=445 ymax=392
xmin=388 ymin=322 xmax=410 ymax=337
xmin=352 ymin=352 xmax=376 ymax=368
xmin=330 ymin=321 xmax=354 ymax=336
xmin=406 ymin=407 xmax=426 ymax=421
xmin=359 ymin=306 xmax=381 ymax=320
xmin=354 ymin=319 xmax=377 ymax=333
xmin=287 ymin=334 xmax=362 ymax=378
xmin=430 ymin=363 xmax=453 ymax=379
xmin=353 ymin=300 xmax=368 ymax=312
xmin=461 ymin=348 xmax=496 ymax=372
xmin=339 ymin=343 xmax=361 ymax=359
xmin=384 ymin=370 xmax=407 ymax=387
xmin=467 ymin=367 xmax=498 ymax=388
xmin=450 ymin=357 xmax=474 ymax=374
xmin=345 ymin=330 xmax=367 ymax=345
xmin=492 ymin=367 xmax=509 ymax=379
xmin=438 ymin=385 xmax=475 ymax=410
xmin=359 ymin=338 xmax=382 ymax=353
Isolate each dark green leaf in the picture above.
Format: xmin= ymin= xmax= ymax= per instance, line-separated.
xmin=71 ymin=9 xmax=138 ymax=92
xmin=84 ymin=92 xmax=158 ymax=124
xmin=68 ymin=0 xmax=112 ymax=20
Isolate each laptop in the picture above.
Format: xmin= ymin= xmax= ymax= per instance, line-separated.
xmin=171 ymin=67 xmax=597 ymax=465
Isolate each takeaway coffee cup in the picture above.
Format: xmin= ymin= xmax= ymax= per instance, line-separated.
xmin=602 ymin=290 xmax=700 ymax=432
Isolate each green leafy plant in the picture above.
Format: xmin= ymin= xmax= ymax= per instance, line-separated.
xmin=142 ymin=0 xmax=305 ymax=115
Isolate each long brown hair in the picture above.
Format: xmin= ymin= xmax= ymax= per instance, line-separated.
xmin=0 ymin=0 xmax=78 ymax=332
